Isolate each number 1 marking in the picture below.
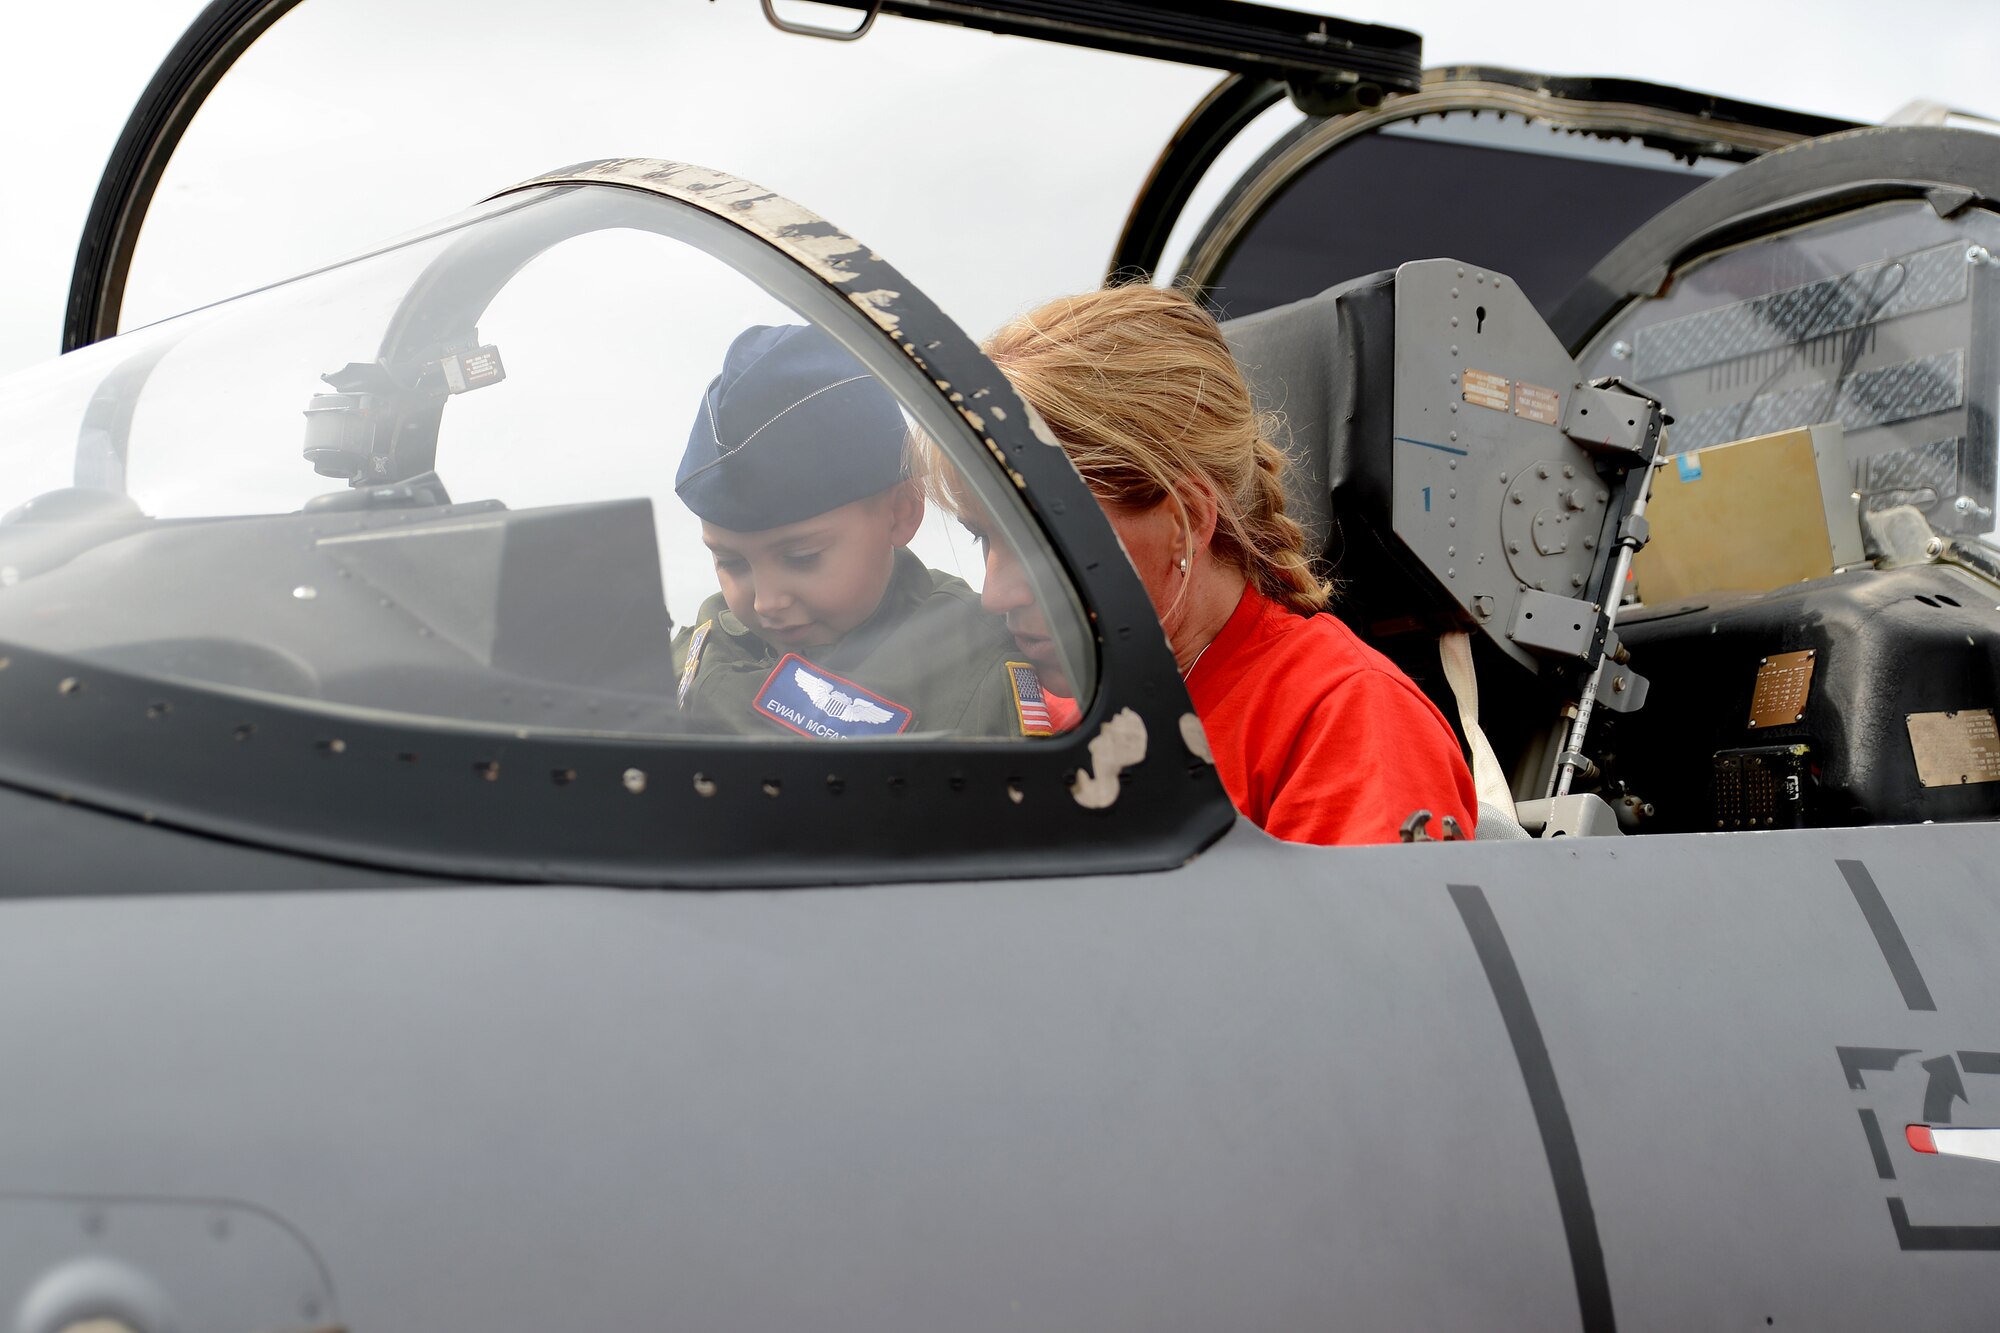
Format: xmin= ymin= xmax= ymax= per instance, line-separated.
xmin=1423 ymin=485 xmax=1432 ymax=513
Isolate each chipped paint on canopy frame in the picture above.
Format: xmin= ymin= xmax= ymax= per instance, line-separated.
xmin=492 ymin=158 xmax=1042 ymax=487
xmin=499 ymin=158 xmax=904 ymax=325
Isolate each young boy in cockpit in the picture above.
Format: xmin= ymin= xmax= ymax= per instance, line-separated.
xmin=670 ymin=323 xmax=1057 ymax=739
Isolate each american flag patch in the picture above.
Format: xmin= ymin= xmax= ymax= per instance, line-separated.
xmin=676 ymin=619 xmax=712 ymax=710
xmin=1008 ymin=661 xmax=1054 ymax=736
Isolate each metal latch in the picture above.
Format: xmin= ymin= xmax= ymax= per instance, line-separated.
xmin=1399 ymin=809 xmax=1468 ymax=842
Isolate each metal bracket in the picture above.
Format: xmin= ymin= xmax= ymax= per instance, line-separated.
xmin=1561 ymin=379 xmax=1663 ymax=458
xmin=1508 ymin=588 xmax=1598 ymax=659
xmin=1516 ymin=793 xmax=1625 ymax=838
xmin=1927 ymin=184 xmax=1980 ymax=218
xmin=1554 ymin=750 xmax=1600 ymax=781
xmin=1594 ymin=664 xmax=1650 ymax=713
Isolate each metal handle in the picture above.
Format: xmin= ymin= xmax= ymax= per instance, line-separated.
xmin=760 ymin=0 xmax=880 ymax=41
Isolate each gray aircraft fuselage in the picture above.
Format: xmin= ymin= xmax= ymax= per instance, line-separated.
xmin=1 ymin=802 xmax=1995 ymax=1330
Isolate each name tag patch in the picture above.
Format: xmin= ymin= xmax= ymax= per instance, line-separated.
xmin=754 ymin=654 xmax=913 ymax=739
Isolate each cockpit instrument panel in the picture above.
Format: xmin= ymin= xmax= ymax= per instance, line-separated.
xmin=1582 ymin=202 xmax=2000 ymax=543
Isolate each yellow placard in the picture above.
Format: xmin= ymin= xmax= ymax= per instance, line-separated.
xmin=1635 ymin=427 xmax=1845 ymax=604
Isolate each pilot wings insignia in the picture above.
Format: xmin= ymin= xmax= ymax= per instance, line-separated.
xmin=753 ymin=654 xmax=914 ymax=738
xmin=795 ymin=667 xmax=895 ymax=724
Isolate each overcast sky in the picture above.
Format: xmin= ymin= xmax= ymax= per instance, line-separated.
xmin=0 ymin=0 xmax=1994 ymax=382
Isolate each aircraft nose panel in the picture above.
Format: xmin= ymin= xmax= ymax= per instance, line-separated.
xmin=1 ymin=1195 xmax=336 ymax=1333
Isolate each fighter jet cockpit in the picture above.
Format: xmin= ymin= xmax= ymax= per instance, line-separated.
xmin=0 ymin=174 xmax=1096 ymax=747
xmin=1216 ymin=176 xmax=2000 ymax=840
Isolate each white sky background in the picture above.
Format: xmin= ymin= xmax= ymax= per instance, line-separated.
xmin=1 ymin=0 xmax=1995 ymax=381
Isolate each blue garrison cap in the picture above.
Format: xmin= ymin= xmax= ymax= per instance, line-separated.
xmin=676 ymin=324 xmax=910 ymax=531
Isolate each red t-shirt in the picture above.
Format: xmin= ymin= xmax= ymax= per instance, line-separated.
xmin=1184 ymin=586 xmax=1477 ymax=845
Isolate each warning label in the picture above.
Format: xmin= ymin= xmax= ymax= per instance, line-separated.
xmin=1514 ymin=381 xmax=1560 ymax=425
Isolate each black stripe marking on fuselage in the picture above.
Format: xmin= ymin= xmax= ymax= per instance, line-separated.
xmin=1837 ymin=860 xmax=1936 ymax=1012
xmin=1449 ymin=883 xmax=1616 ymax=1333
xmin=1888 ymin=1198 xmax=2000 ymax=1250
xmin=1859 ymin=1109 xmax=1897 ymax=1180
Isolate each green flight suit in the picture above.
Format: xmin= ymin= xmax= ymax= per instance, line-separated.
xmin=670 ymin=549 xmax=1043 ymax=739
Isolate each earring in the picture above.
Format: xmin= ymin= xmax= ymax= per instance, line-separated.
xmin=1178 ymin=556 xmax=1189 ymax=576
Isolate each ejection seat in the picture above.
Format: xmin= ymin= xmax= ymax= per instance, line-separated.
xmin=1219 ymin=262 xmax=1664 ymax=838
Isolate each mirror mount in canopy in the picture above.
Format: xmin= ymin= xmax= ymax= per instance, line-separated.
xmin=781 ymin=0 xmax=1420 ymax=115
xmin=68 ymin=0 xmax=1421 ymax=354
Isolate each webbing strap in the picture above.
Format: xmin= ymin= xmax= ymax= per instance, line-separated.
xmin=1439 ymin=631 xmax=1516 ymax=819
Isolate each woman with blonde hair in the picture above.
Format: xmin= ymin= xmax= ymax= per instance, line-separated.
xmin=966 ymin=284 xmax=1475 ymax=845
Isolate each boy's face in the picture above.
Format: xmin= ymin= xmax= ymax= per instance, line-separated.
xmin=701 ymin=482 xmax=923 ymax=650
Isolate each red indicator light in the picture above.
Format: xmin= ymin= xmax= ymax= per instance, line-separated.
xmin=1907 ymin=1124 xmax=1937 ymax=1154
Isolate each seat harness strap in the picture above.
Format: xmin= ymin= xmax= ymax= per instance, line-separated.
xmin=1439 ymin=630 xmax=1516 ymax=820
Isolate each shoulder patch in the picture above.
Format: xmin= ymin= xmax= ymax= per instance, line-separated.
xmin=754 ymin=654 xmax=914 ymax=738
xmin=1007 ymin=661 xmax=1056 ymax=736
xmin=677 ymin=619 xmax=713 ymax=709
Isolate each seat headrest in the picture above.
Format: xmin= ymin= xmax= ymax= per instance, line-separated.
xmin=1221 ymin=271 xmax=1397 ymax=570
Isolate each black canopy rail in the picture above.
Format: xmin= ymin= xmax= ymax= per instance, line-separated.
xmin=68 ymin=0 xmax=1417 ymax=353
xmin=787 ymin=0 xmax=1421 ymax=111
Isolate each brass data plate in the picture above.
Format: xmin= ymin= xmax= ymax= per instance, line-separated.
xmin=1462 ymin=368 xmax=1511 ymax=412
xmin=1906 ymin=709 xmax=2000 ymax=787
xmin=1513 ymin=381 xmax=1560 ymax=425
xmin=1748 ymin=650 xmax=1815 ymax=729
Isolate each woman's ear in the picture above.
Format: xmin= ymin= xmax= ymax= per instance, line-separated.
xmin=1176 ymin=482 xmax=1221 ymax=557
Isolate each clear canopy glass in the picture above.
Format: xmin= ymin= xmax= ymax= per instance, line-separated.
xmin=113 ymin=0 xmax=1221 ymax=345
xmin=1581 ymin=201 xmax=2000 ymax=546
xmin=0 ymin=180 xmax=1094 ymax=742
